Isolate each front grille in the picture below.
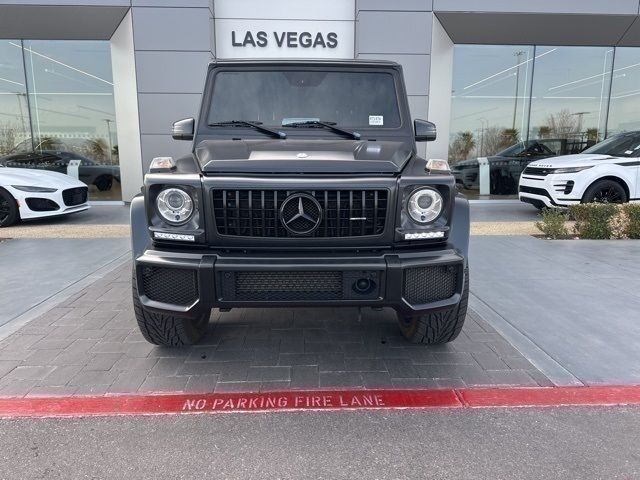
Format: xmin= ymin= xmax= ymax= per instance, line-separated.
xmin=140 ymin=266 xmax=198 ymax=306
xmin=523 ymin=166 xmax=556 ymax=176
xmin=62 ymin=187 xmax=88 ymax=206
xmin=25 ymin=198 xmax=59 ymax=212
xmin=223 ymin=271 xmax=343 ymax=301
xmin=212 ymin=189 xmax=388 ymax=238
xmin=403 ymin=265 xmax=458 ymax=305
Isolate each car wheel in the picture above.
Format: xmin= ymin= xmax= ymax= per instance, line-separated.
xmin=94 ymin=175 xmax=113 ymax=191
xmin=582 ymin=179 xmax=627 ymax=204
xmin=132 ymin=268 xmax=209 ymax=346
xmin=396 ymin=268 xmax=469 ymax=345
xmin=0 ymin=188 xmax=19 ymax=227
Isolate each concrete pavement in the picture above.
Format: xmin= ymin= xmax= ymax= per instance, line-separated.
xmin=0 ymin=238 xmax=130 ymax=328
xmin=0 ymin=407 xmax=638 ymax=479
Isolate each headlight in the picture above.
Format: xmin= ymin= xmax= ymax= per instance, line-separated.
xmin=11 ymin=185 xmax=57 ymax=193
xmin=407 ymin=188 xmax=443 ymax=224
xmin=156 ymin=187 xmax=194 ymax=225
xmin=554 ymin=166 xmax=593 ymax=174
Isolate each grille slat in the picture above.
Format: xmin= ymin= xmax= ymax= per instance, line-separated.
xmin=212 ymin=189 xmax=388 ymax=238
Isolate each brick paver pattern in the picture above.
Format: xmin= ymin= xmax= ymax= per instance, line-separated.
xmin=0 ymin=265 xmax=552 ymax=397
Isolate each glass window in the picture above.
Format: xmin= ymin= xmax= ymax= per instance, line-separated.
xmin=208 ymin=70 xmax=401 ymax=129
xmin=583 ymin=132 xmax=640 ymax=157
xmin=0 ymin=40 xmax=30 ymax=157
xmin=607 ymin=47 xmax=640 ymax=135
xmin=449 ymin=45 xmax=534 ymax=163
xmin=528 ymin=46 xmax=613 ymax=153
xmin=22 ymin=40 xmax=120 ymax=200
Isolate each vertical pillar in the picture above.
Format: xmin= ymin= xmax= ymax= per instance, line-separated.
xmin=110 ymin=10 xmax=143 ymax=202
xmin=427 ymin=15 xmax=454 ymax=161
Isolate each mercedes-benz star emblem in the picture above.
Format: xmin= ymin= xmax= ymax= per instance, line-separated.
xmin=279 ymin=193 xmax=322 ymax=235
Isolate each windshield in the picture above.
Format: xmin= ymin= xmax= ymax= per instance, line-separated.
xmin=583 ymin=134 xmax=640 ymax=157
xmin=496 ymin=140 xmax=557 ymax=157
xmin=207 ymin=70 xmax=401 ymax=129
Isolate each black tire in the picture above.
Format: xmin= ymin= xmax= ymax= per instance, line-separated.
xmin=582 ymin=179 xmax=627 ymax=204
xmin=94 ymin=175 xmax=113 ymax=192
xmin=132 ymin=268 xmax=209 ymax=346
xmin=0 ymin=188 xmax=19 ymax=227
xmin=397 ymin=268 xmax=469 ymax=345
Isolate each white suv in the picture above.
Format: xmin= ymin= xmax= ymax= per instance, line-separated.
xmin=519 ymin=132 xmax=640 ymax=209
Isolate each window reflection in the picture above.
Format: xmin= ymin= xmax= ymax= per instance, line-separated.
xmin=0 ymin=41 xmax=30 ymax=158
xmin=528 ymin=46 xmax=613 ymax=153
xmin=607 ymin=47 xmax=640 ymax=135
xmin=0 ymin=40 xmax=120 ymax=201
xmin=449 ymin=44 xmax=622 ymax=199
xmin=449 ymin=45 xmax=534 ymax=164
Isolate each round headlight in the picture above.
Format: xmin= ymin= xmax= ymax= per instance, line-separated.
xmin=407 ymin=188 xmax=443 ymax=224
xmin=156 ymin=188 xmax=194 ymax=225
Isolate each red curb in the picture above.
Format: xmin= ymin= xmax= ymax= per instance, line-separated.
xmin=459 ymin=386 xmax=640 ymax=408
xmin=0 ymin=389 xmax=461 ymax=418
xmin=1 ymin=386 xmax=639 ymax=418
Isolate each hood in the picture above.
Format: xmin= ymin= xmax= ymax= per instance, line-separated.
xmin=0 ymin=167 xmax=86 ymax=188
xmin=528 ymin=154 xmax=616 ymax=168
xmin=195 ymin=139 xmax=413 ymax=174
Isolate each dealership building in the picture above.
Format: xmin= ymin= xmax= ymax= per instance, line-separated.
xmin=0 ymin=0 xmax=639 ymax=202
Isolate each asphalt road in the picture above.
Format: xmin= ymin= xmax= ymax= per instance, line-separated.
xmin=1 ymin=407 xmax=638 ymax=479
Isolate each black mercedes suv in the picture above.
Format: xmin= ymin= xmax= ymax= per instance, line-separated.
xmin=130 ymin=59 xmax=470 ymax=347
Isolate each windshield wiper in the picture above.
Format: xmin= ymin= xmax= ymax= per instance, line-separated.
xmin=284 ymin=120 xmax=361 ymax=140
xmin=208 ymin=120 xmax=286 ymax=139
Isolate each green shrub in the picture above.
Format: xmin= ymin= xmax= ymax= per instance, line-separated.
xmin=569 ymin=203 xmax=617 ymax=239
xmin=625 ymin=204 xmax=640 ymax=239
xmin=535 ymin=208 xmax=569 ymax=239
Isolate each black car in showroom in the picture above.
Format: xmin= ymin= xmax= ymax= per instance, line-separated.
xmin=130 ymin=59 xmax=470 ymax=347
xmin=452 ymin=138 xmax=578 ymax=195
xmin=0 ymin=150 xmax=120 ymax=192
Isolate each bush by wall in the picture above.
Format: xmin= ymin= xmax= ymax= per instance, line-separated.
xmin=535 ymin=208 xmax=569 ymax=239
xmin=626 ymin=204 xmax=640 ymax=239
xmin=535 ymin=203 xmax=640 ymax=239
xmin=569 ymin=203 xmax=617 ymax=239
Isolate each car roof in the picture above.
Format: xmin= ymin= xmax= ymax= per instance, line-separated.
xmin=208 ymin=58 xmax=402 ymax=69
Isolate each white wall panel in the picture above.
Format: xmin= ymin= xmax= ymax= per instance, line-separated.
xmin=214 ymin=0 xmax=355 ymax=21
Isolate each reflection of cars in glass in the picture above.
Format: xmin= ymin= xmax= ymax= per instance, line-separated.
xmin=0 ymin=165 xmax=89 ymax=227
xmin=519 ymin=131 xmax=640 ymax=209
xmin=131 ymin=59 xmax=470 ymax=347
xmin=0 ymin=151 xmax=120 ymax=192
xmin=451 ymin=139 xmax=566 ymax=195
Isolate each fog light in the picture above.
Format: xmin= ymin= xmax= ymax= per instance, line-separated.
xmin=154 ymin=232 xmax=195 ymax=242
xmin=404 ymin=231 xmax=445 ymax=240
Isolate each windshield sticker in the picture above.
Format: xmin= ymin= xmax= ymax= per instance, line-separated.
xmin=369 ymin=115 xmax=384 ymax=126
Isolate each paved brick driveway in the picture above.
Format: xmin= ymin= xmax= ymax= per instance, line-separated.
xmin=0 ymin=264 xmax=551 ymax=397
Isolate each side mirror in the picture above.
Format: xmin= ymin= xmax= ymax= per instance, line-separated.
xmin=414 ymin=119 xmax=436 ymax=142
xmin=172 ymin=118 xmax=195 ymax=140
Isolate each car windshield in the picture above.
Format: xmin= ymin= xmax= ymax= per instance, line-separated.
xmin=583 ymin=134 xmax=640 ymax=157
xmin=496 ymin=140 xmax=557 ymax=157
xmin=207 ymin=70 xmax=401 ymax=129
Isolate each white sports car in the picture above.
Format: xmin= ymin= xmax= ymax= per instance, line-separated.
xmin=0 ymin=166 xmax=89 ymax=227
xmin=519 ymin=131 xmax=640 ymax=209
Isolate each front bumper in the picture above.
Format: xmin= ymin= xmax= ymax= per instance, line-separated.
xmin=134 ymin=247 xmax=466 ymax=317
xmin=518 ymin=173 xmax=585 ymax=208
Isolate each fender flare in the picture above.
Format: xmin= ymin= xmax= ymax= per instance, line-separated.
xmin=130 ymin=194 xmax=151 ymax=260
xmin=448 ymin=194 xmax=470 ymax=268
